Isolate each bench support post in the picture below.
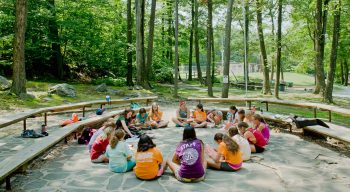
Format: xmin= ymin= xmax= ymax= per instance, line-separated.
xmin=265 ymin=102 xmax=269 ymax=112
xmin=328 ymin=110 xmax=332 ymax=122
xmin=23 ymin=119 xmax=26 ymax=131
xmin=82 ymin=107 xmax=86 ymax=117
xmin=6 ymin=177 xmax=11 ymax=190
xmin=246 ymin=101 xmax=252 ymax=109
xmin=44 ymin=113 xmax=47 ymax=126
xmin=146 ymin=99 xmax=150 ymax=106
xmin=313 ymin=108 xmax=317 ymax=118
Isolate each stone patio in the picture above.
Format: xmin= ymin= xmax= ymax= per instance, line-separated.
xmin=2 ymin=107 xmax=350 ymax=192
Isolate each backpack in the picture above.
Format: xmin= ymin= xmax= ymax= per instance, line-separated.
xmin=78 ymin=128 xmax=93 ymax=144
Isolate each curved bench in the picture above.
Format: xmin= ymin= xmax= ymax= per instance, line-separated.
xmin=188 ymin=97 xmax=350 ymax=145
xmin=0 ymin=97 xmax=157 ymax=130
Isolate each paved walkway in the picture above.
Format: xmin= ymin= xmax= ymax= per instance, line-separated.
xmin=2 ymin=107 xmax=350 ymax=192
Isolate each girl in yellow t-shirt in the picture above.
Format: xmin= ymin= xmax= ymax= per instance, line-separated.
xmin=188 ymin=104 xmax=207 ymax=128
xmin=206 ymin=133 xmax=243 ymax=171
xmin=149 ymin=102 xmax=169 ymax=128
xmin=134 ymin=134 xmax=166 ymax=180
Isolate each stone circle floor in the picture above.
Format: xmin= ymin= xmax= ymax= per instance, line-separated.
xmin=2 ymin=108 xmax=350 ymax=192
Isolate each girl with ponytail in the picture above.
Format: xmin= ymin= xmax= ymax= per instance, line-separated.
xmin=105 ymin=129 xmax=135 ymax=173
xmin=206 ymin=133 xmax=243 ymax=171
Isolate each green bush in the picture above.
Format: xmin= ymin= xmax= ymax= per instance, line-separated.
xmin=154 ymin=67 xmax=174 ymax=83
xmin=92 ymin=77 xmax=126 ymax=87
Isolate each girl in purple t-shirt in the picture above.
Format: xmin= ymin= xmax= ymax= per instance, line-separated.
xmin=167 ymin=126 xmax=207 ymax=182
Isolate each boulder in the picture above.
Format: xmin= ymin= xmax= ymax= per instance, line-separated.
xmin=0 ymin=75 xmax=11 ymax=91
xmin=108 ymin=89 xmax=125 ymax=96
xmin=126 ymin=92 xmax=142 ymax=98
xmin=95 ymin=83 xmax=108 ymax=92
xmin=48 ymin=83 xmax=76 ymax=97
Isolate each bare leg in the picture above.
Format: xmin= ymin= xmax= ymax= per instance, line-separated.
xmin=195 ymin=122 xmax=207 ymax=128
xmin=206 ymin=158 xmax=221 ymax=169
xmin=250 ymin=144 xmax=256 ymax=153
xmin=172 ymin=117 xmax=183 ymax=126
xmin=167 ymin=158 xmax=180 ymax=175
xmin=157 ymin=120 xmax=169 ymax=128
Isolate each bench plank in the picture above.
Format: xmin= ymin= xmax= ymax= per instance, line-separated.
xmin=0 ymin=109 xmax=123 ymax=182
xmin=304 ymin=124 xmax=350 ymax=144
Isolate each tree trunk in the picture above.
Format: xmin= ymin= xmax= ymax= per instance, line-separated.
xmin=345 ymin=60 xmax=349 ymax=86
xmin=206 ymin=0 xmax=213 ymax=97
xmin=324 ymin=0 xmax=341 ymax=103
xmin=174 ymin=0 xmax=179 ymax=97
xmin=244 ymin=0 xmax=250 ymax=83
xmin=194 ymin=0 xmax=203 ymax=83
xmin=274 ymin=0 xmax=282 ymax=98
xmin=269 ymin=2 xmax=276 ymax=81
xmin=314 ymin=0 xmax=329 ymax=94
xmin=161 ymin=14 xmax=165 ymax=59
xmin=167 ymin=1 xmax=173 ymax=65
xmin=211 ymin=21 xmax=215 ymax=85
xmin=136 ymin=0 xmax=147 ymax=88
xmin=126 ymin=0 xmax=133 ymax=87
xmin=188 ymin=0 xmax=194 ymax=81
xmin=256 ymin=0 xmax=271 ymax=95
xmin=11 ymin=0 xmax=28 ymax=96
xmin=221 ymin=0 xmax=234 ymax=98
xmin=48 ymin=0 xmax=63 ymax=79
xmin=340 ymin=60 xmax=344 ymax=85
xmin=146 ymin=0 xmax=157 ymax=81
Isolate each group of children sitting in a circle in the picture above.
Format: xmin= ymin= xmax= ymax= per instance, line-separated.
xmin=88 ymin=101 xmax=270 ymax=182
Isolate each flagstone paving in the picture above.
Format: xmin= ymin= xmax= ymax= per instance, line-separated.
xmin=2 ymin=107 xmax=350 ymax=192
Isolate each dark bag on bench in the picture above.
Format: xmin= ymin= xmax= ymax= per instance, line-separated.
xmin=292 ymin=117 xmax=329 ymax=128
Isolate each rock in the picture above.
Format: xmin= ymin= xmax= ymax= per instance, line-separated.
xmin=48 ymin=83 xmax=76 ymax=97
xmin=95 ymin=83 xmax=107 ymax=92
xmin=0 ymin=75 xmax=11 ymax=91
xmin=125 ymin=92 xmax=142 ymax=98
xmin=107 ymin=89 xmax=125 ymax=96
xmin=19 ymin=93 xmax=35 ymax=99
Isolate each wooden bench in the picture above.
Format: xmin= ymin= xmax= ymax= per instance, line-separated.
xmin=0 ymin=96 xmax=157 ymax=131
xmin=187 ymin=97 xmax=350 ymax=144
xmin=0 ymin=106 xmax=149 ymax=190
xmin=303 ymin=123 xmax=350 ymax=145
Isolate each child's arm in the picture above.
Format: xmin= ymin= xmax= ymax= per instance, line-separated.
xmin=245 ymin=131 xmax=256 ymax=144
xmin=207 ymin=113 xmax=215 ymax=123
xmin=257 ymin=124 xmax=265 ymax=132
xmin=121 ymin=120 xmax=133 ymax=137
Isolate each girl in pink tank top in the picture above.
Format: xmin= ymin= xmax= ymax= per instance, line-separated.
xmin=253 ymin=114 xmax=270 ymax=144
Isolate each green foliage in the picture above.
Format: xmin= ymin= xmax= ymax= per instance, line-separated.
xmin=92 ymin=77 xmax=127 ymax=87
xmin=154 ymin=67 xmax=174 ymax=83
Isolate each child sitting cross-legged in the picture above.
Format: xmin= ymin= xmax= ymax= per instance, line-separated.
xmin=135 ymin=108 xmax=151 ymax=129
xmin=149 ymin=102 xmax=169 ymax=128
xmin=105 ymin=129 xmax=135 ymax=173
xmin=188 ymin=104 xmax=207 ymax=128
xmin=228 ymin=127 xmax=251 ymax=161
xmin=134 ymin=134 xmax=166 ymax=180
xmin=238 ymin=122 xmax=267 ymax=153
xmin=252 ymin=114 xmax=270 ymax=144
xmin=206 ymin=133 xmax=243 ymax=171
xmin=90 ymin=126 xmax=114 ymax=163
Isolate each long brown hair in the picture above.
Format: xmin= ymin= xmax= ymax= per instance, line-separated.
xmin=222 ymin=134 xmax=240 ymax=154
xmin=253 ymin=114 xmax=266 ymax=123
xmin=110 ymin=129 xmax=125 ymax=149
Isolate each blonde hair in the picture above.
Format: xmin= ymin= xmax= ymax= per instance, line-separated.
xmin=103 ymin=118 xmax=116 ymax=128
xmin=223 ymin=134 xmax=240 ymax=154
xmin=245 ymin=110 xmax=254 ymax=117
xmin=110 ymin=129 xmax=125 ymax=149
xmin=99 ymin=126 xmax=114 ymax=140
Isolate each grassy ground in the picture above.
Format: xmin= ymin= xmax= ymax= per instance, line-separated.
xmin=1 ymin=72 xmax=349 ymax=126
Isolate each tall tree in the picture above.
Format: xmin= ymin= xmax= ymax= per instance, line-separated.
xmin=174 ymin=0 xmax=179 ymax=97
xmin=146 ymin=0 xmax=157 ymax=80
xmin=206 ymin=0 xmax=213 ymax=96
xmin=188 ymin=0 xmax=194 ymax=81
xmin=324 ymin=0 xmax=341 ymax=103
xmin=194 ymin=0 xmax=202 ymax=83
xmin=11 ymin=0 xmax=28 ymax=96
xmin=136 ymin=0 xmax=148 ymax=89
xmin=126 ymin=0 xmax=133 ymax=87
xmin=274 ymin=0 xmax=282 ymax=98
xmin=256 ymin=0 xmax=271 ymax=95
xmin=345 ymin=60 xmax=349 ymax=86
xmin=268 ymin=1 xmax=276 ymax=81
xmin=314 ymin=0 xmax=330 ymax=94
xmin=243 ymin=0 xmax=250 ymax=83
xmin=48 ymin=0 xmax=63 ymax=79
xmin=221 ymin=0 xmax=234 ymax=98
xmin=167 ymin=1 xmax=173 ymax=65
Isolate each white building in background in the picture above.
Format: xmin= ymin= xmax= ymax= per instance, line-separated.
xmin=180 ymin=62 xmax=261 ymax=77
